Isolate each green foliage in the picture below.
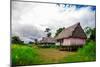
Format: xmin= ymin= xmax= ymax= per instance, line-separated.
xmin=45 ymin=28 xmax=51 ymax=32
xmin=38 ymin=44 xmax=60 ymax=49
xmin=49 ymin=45 xmax=60 ymax=49
xmin=12 ymin=36 xmax=24 ymax=44
xmin=47 ymin=32 xmax=51 ymax=37
xmin=84 ymin=27 xmax=96 ymax=41
xmin=12 ymin=44 xmax=41 ymax=66
xmin=29 ymin=41 xmax=34 ymax=44
xmin=55 ymin=27 xmax=65 ymax=37
xmin=84 ymin=27 xmax=92 ymax=37
xmin=12 ymin=40 xmax=96 ymax=65
xmin=63 ymin=41 xmax=96 ymax=63
xmin=45 ymin=28 xmax=52 ymax=37
xmin=90 ymin=28 xmax=96 ymax=41
xmin=78 ymin=41 xmax=96 ymax=58
xmin=38 ymin=44 xmax=54 ymax=48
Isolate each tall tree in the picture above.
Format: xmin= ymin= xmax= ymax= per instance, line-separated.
xmin=90 ymin=28 xmax=96 ymax=41
xmin=84 ymin=27 xmax=92 ymax=38
xmin=55 ymin=27 xmax=65 ymax=37
xmin=84 ymin=27 xmax=96 ymax=41
xmin=47 ymin=32 xmax=51 ymax=37
xmin=45 ymin=28 xmax=52 ymax=37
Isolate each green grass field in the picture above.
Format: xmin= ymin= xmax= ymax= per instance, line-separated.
xmin=11 ymin=41 xmax=96 ymax=66
xmin=11 ymin=44 xmax=76 ymax=66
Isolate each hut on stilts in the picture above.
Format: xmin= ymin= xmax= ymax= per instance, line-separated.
xmin=55 ymin=22 xmax=87 ymax=51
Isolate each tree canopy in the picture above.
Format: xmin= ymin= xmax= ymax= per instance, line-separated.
xmin=45 ymin=28 xmax=52 ymax=37
xmin=12 ymin=36 xmax=24 ymax=44
xmin=84 ymin=27 xmax=96 ymax=41
xmin=55 ymin=27 xmax=65 ymax=37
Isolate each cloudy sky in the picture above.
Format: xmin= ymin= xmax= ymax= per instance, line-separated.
xmin=11 ymin=0 xmax=96 ymax=42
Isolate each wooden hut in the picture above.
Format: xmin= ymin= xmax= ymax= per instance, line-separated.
xmin=55 ymin=22 xmax=87 ymax=51
xmin=39 ymin=37 xmax=56 ymax=47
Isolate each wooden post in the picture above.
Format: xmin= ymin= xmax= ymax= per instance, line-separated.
xmin=69 ymin=46 xmax=71 ymax=51
xmin=68 ymin=46 xmax=69 ymax=51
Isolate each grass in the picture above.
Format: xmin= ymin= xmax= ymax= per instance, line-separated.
xmin=37 ymin=48 xmax=75 ymax=64
xmin=11 ymin=44 xmax=76 ymax=65
xmin=11 ymin=41 xmax=96 ymax=66
xmin=11 ymin=44 xmax=42 ymax=66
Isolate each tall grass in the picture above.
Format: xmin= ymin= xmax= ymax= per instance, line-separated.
xmin=78 ymin=41 xmax=96 ymax=59
xmin=11 ymin=44 xmax=41 ymax=66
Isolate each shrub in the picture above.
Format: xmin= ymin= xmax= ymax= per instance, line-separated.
xmin=11 ymin=45 xmax=41 ymax=66
xmin=78 ymin=40 xmax=96 ymax=58
xmin=37 ymin=44 xmax=60 ymax=49
xmin=49 ymin=45 xmax=60 ymax=48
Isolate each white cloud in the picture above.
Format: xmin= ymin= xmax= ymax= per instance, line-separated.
xmin=12 ymin=1 xmax=95 ymax=42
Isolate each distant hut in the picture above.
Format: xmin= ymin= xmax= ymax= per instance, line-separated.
xmin=39 ymin=37 xmax=56 ymax=47
xmin=55 ymin=22 xmax=87 ymax=51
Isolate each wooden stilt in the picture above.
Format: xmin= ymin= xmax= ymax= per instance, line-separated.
xmin=69 ymin=46 xmax=70 ymax=51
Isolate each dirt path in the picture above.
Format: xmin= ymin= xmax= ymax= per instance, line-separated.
xmin=37 ymin=48 xmax=75 ymax=64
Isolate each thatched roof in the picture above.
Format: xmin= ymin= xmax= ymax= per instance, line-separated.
xmin=55 ymin=22 xmax=87 ymax=40
xmin=40 ymin=37 xmax=56 ymax=43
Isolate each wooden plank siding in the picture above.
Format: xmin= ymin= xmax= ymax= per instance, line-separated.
xmin=62 ymin=38 xmax=85 ymax=46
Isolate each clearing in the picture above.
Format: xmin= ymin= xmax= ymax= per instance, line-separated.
xmin=34 ymin=47 xmax=76 ymax=64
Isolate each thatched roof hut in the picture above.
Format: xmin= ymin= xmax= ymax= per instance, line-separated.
xmin=55 ymin=22 xmax=87 ymax=50
xmin=39 ymin=37 xmax=56 ymax=47
xmin=40 ymin=37 xmax=56 ymax=44
xmin=55 ymin=22 xmax=87 ymax=40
